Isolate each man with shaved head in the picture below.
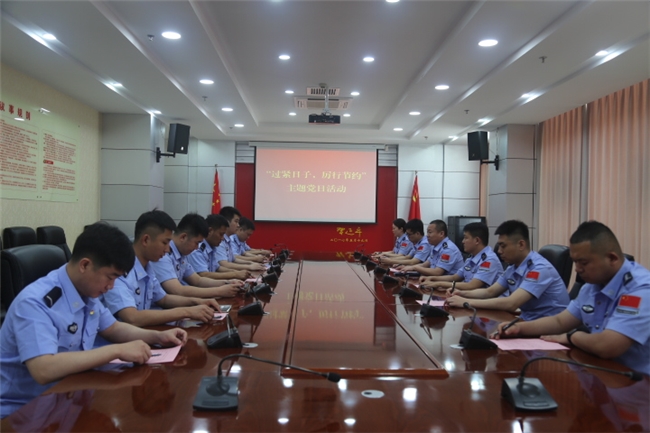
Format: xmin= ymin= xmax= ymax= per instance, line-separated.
xmin=494 ymin=221 xmax=650 ymax=376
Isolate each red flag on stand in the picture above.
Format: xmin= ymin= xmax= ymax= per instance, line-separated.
xmin=408 ymin=175 xmax=421 ymax=220
xmin=211 ymin=170 xmax=221 ymax=214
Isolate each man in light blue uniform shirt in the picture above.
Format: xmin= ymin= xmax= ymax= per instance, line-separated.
xmin=231 ymin=217 xmax=272 ymax=261
xmin=151 ymin=213 xmax=243 ymax=299
xmin=421 ymin=222 xmax=503 ymax=291
xmin=497 ymin=221 xmax=649 ymax=376
xmin=379 ymin=219 xmax=430 ymax=266
xmin=0 ymin=223 xmax=187 ymax=418
xmin=215 ymin=207 xmax=265 ymax=272
xmin=102 ymin=210 xmax=222 ymax=327
xmin=447 ymin=220 xmax=569 ymax=321
xmin=402 ymin=220 xmax=464 ymax=276
xmin=373 ymin=218 xmax=412 ymax=260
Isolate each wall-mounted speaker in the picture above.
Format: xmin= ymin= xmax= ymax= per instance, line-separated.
xmin=167 ymin=123 xmax=190 ymax=154
xmin=467 ymin=131 xmax=489 ymax=161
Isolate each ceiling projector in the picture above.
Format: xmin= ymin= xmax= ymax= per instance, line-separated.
xmin=309 ymin=113 xmax=341 ymax=125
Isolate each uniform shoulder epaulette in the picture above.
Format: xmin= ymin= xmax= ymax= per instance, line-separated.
xmin=481 ymin=252 xmax=487 ymax=260
xmin=623 ymin=272 xmax=633 ymax=285
xmin=43 ymin=286 xmax=62 ymax=308
xmin=442 ymin=242 xmax=448 ymax=248
xmin=527 ymin=259 xmax=533 ymax=267
xmin=200 ymin=243 xmax=206 ymax=251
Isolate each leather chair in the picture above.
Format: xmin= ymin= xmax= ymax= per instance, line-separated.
xmin=538 ymin=244 xmax=573 ymax=288
xmin=2 ymin=226 xmax=37 ymax=249
xmin=1 ymin=245 xmax=67 ymax=310
xmin=569 ymin=253 xmax=635 ymax=299
xmin=37 ymin=225 xmax=72 ymax=261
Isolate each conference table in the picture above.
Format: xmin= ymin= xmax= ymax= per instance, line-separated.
xmin=2 ymin=255 xmax=647 ymax=432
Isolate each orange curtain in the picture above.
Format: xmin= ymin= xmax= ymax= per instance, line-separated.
xmin=408 ymin=175 xmax=421 ymax=220
xmin=587 ymin=79 xmax=649 ymax=267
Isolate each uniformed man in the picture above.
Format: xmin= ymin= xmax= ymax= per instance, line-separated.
xmin=231 ymin=217 xmax=272 ymax=262
xmin=187 ymin=214 xmax=250 ymax=281
xmin=378 ymin=219 xmax=430 ymax=266
xmin=446 ymin=220 xmax=569 ymax=320
xmin=372 ymin=218 xmax=412 ymax=260
xmin=102 ymin=210 xmax=222 ymax=327
xmin=420 ymin=222 xmax=503 ymax=290
xmin=215 ymin=207 xmax=265 ymax=272
xmin=0 ymin=223 xmax=187 ymax=418
xmin=400 ymin=220 xmax=464 ymax=276
xmin=495 ymin=221 xmax=649 ymax=376
xmin=150 ymin=213 xmax=243 ymax=298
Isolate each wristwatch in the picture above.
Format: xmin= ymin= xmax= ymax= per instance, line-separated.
xmin=566 ymin=328 xmax=581 ymax=346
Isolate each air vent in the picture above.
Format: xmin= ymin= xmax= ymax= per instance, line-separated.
xmin=294 ymin=97 xmax=352 ymax=110
xmin=307 ymin=87 xmax=340 ymax=96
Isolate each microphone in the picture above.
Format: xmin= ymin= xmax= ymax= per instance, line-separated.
xmin=419 ymin=288 xmax=449 ymax=318
xmin=398 ymin=280 xmax=421 ymax=298
xmin=237 ymin=282 xmax=267 ymax=316
xmin=502 ymin=356 xmax=643 ymax=411
xmin=458 ymin=303 xmax=497 ymax=350
xmin=193 ymin=353 xmax=341 ymax=411
xmin=206 ymin=314 xmax=243 ymax=349
xmin=353 ymin=243 xmax=365 ymax=260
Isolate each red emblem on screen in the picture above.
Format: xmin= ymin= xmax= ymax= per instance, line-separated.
xmin=618 ymin=295 xmax=641 ymax=309
xmin=525 ymin=271 xmax=540 ymax=281
xmin=480 ymin=262 xmax=491 ymax=268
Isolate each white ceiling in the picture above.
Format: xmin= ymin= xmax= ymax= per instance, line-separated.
xmin=1 ymin=1 xmax=648 ymax=145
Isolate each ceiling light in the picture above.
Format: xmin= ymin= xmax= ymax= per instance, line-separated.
xmin=363 ymin=56 xmax=375 ymax=63
xmin=285 ymin=90 xmax=294 ymax=94
xmin=343 ymin=113 xmax=351 ymax=117
xmin=200 ymin=79 xmax=214 ymax=85
xmin=222 ymin=107 xmax=233 ymax=112
xmin=234 ymin=124 xmax=244 ymax=128
xmin=39 ymin=108 xmax=50 ymax=113
xmin=113 ymin=83 xmax=123 ymax=87
xmin=386 ymin=0 xmax=400 ymax=2
xmin=351 ymin=91 xmax=360 ymax=96
xmin=289 ymin=112 xmax=296 ymax=116
xmin=409 ymin=111 xmax=421 ymax=116
xmin=43 ymin=33 xmax=57 ymax=41
xmin=595 ymin=50 xmax=609 ymax=57
xmin=278 ymin=418 xmax=289 ymax=425
xmin=152 ymin=110 xmax=161 ymax=115
xmin=393 ymin=127 xmax=403 ymax=131
xmin=435 ymin=84 xmax=449 ymax=90
xmin=105 ymin=83 xmax=116 ymax=91
xmin=521 ymin=93 xmax=531 ymax=98
xmin=162 ymin=31 xmax=181 ymax=40
xmin=449 ymin=136 xmax=458 ymax=140
xmin=479 ymin=39 xmax=498 ymax=47
xmin=278 ymin=54 xmax=290 ymax=60
xmin=14 ymin=117 xmax=25 ymax=122
xmin=603 ymin=52 xmax=620 ymax=62
xmin=479 ymin=118 xmax=491 ymax=126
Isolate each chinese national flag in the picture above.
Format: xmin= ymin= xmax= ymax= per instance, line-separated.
xmin=211 ymin=170 xmax=221 ymax=214
xmin=408 ymin=175 xmax=421 ymax=220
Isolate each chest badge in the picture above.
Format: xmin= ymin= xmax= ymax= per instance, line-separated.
xmin=89 ymin=310 xmax=95 ymax=315
xmin=135 ymin=288 xmax=141 ymax=295
xmin=581 ymin=305 xmax=595 ymax=314
xmin=507 ymin=278 xmax=516 ymax=286
xmin=464 ymin=266 xmax=472 ymax=271
xmin=68 ymin=323 xmax=78 ymax=334
xmin=176 ymin=264 xmax=181 ymax=271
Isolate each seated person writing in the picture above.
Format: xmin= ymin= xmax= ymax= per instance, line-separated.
xmin=187 ymin=214 xmax=250 ymax=281
xmin=400 ymin=219 xmax=464 ymax=276
xmin=378 ymin=219 xmax=430 ymax=267
xmin=230 ymin=217 xmax=271 ymax=263
xmin=215 ymin=207 xmax=265 ymax=272
xmin=446 ymin=220 xmax=569 ymax=321
xmin=102 ymin=210 xmax=222 ymax=327
xmin=151 ymin=213 xmax=243 ymax=299
xmin=372 ymin=218 xmax=412 ymax=260
xmin=420 ymin=222 xmax=503 ymax=291
xmin=494 ymin=221 xmax=649 ymax=376
xmin=0 ymin=223 xmax=187 ymax=418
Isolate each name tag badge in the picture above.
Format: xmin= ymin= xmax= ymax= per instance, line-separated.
xmin=507 ymin=278 xmax=516 ymax=286
xmin=581 ymin=305 xmax=594 ymax=314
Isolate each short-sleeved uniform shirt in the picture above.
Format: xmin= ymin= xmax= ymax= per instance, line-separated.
xmin=456 ymin=245 xmax=503 ymax=286
xmin=151 ymin=240 xmax=195 ymax=286
xmin=188 ymin=240 xmax=220 ymax=273
xmin=394 ymin=233 xmax=412 ymax=255
xmin=0 ymin=265 xmax=116 ymax=418
xmin=427 ymin=237 xmax=464 ymax=275
xmin=411 ymin=237 xmax=431 ymax=263
xmin=567 ymin=260 xmax=650 ymax=376
xmin=215 ymin=235 xmax=235 ymax=263
xmin=496 ymin=250 xmax=569 ymax=321
xmin=230 ymin=234 xmax=250 ymax=256
xmin=102 ymin=257 xmax=167 ymax=315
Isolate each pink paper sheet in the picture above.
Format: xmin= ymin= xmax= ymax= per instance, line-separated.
xmin=493 ymin=338 xmax=570 ymax=351
xmin=110 ymin=345 xmax=182 ymax=364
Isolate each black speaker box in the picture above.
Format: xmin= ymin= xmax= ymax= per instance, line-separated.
xmin=167 ymin=123 xmax=190 ymax=154
xmin=468 ymin=131 xmax=489 ymax=161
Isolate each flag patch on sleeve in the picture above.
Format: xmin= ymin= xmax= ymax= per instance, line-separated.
xmin=401 ymin=242 xmax=408 ymax=247
xmin=480 ymin=262 xmax=491 ymax=269
xmin=524 ymin=271 xmax=540 ymax=281
xmin=440 ymin=254 xmax=450 ymax=263
xmin=618 ymin=295 xmax=641 ymax=309
xmin=417 ymin=245 xmax=424 ymax=251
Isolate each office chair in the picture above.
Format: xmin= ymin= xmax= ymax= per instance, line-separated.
xmin=569 ymin=253 xmax=635 ymax=300
xmin=37 ymin=225 xmax=72 ymax=261
xmin=0 ymin=245 xmax=67 ymax=309
xmin=538 ymin=244 xmax=573 ymax=288
xmin=2 ymin=226 xmax=37 ymax=249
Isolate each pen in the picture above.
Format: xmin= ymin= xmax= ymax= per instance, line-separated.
xmin=151 ymin=353 xmax=161 ymax=357
xmin=450 ymin=281 xmax=456 ymax=295
xmin=501 ymin=317 xmax=521 ymax=333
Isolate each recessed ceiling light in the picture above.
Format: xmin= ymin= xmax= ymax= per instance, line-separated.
xmin=386 ymin=0 xmax=400 ymax=2
xmin=222 ymin=107 xmax=233 ymax=112
xmin=409 ymin=111 xmax=421 ymax=116
xmin=448 ymin=136 xmax=457 ymax=139
xmin=343 ymin=113 xmax=351 ymax=117
xmin=40 ymin=108 xmax=50 ymax=113
xmin=289 ymin=112 xmax=296 ymax=116
xmin=478 ymin=39 xmax=498 ymax=47
xmin=162 ymin=31 xmax=181 ymax=40
xmin=43 ymin=33 xmax=57 ymax=41
xmin=435 ymin=84 xmax=449 ymax=90
xmin=521 ymin=93 xmax=531 ymax=98
xmin=595 ymin=50 xmax=609 ymax=57
xmin=603 ymin=52 xmax=620 ymax=62
xmin=200 ymin=79 xmax=214 ymax=85
xmin=152 ymin=110 xmax=161 ymax=115
xmin=350 ymin=91 xmax=360 ymax=97
xmin=234 ymin=124 xmax=244 ymax=128
xmin=14 ymin=117 xmax=25 ymax=122
xmin=113 ymin=83 xmax=123 ymax=87
xmin=393 ymin=127 xmax=403 ymax=131
xmin=363 ymin=56 xmax=375 ymax=63
xmin=285 ymin=90 xmax=294 ymax=94
xmin=279 ymin=54 xmax=290 ymax=60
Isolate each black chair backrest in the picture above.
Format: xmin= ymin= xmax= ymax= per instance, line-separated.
xmin=37 ymin=225 xmax=72 ymax=261
xmin=2 ymin=226 xmax=36 ymax=249
xmin=1 ymin=245 xmax=67 ymax=309
xmin=569 ymin=253 xmax=635 ymax=300
xmin=538 ymin=244 xmax=572 ymax=288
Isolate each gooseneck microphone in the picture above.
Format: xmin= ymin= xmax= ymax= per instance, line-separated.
xmin=193 ymin=353 xmax=341 ymax=411
xmin=502 ymin=356 xmax=643 ymax=411
xmin=458 ymin=302 xmax=497 ymax=350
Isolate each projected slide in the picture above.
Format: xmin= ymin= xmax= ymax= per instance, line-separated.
xmin=254 ymin=147 xmax=377 ymax=223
